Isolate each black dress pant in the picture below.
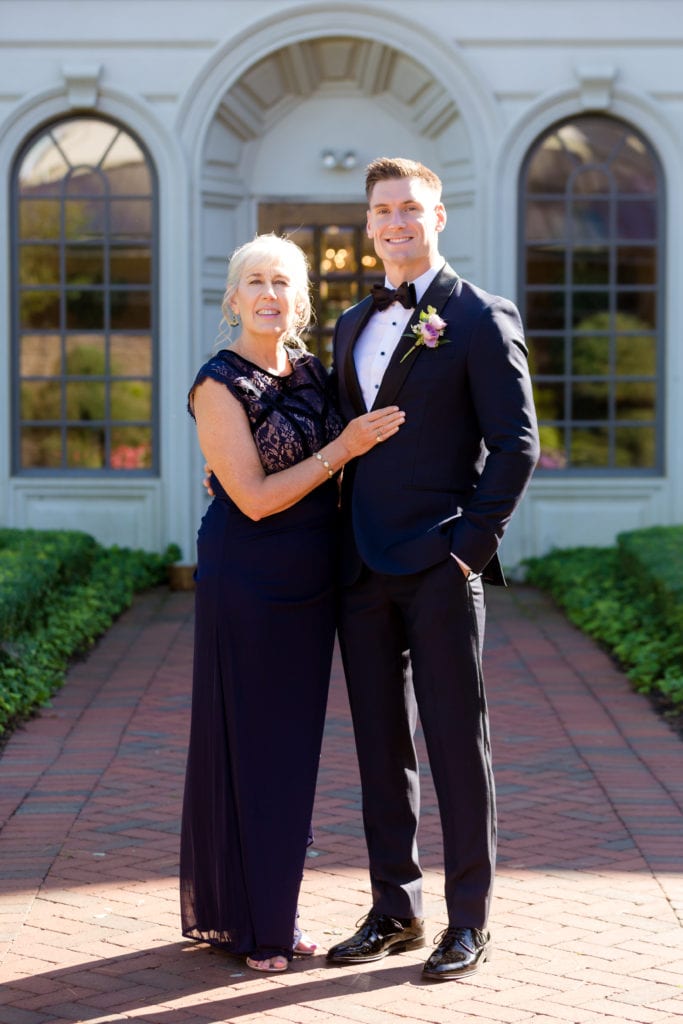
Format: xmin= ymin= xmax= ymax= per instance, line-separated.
xmin=337 ymin=556 xmax=496 ymax=929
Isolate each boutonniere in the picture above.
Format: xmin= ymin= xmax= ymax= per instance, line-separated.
xmin=400 ymin=306 xmax=448 ymax=363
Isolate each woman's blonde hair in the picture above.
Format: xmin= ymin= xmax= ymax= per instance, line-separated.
xmin=217 ymin=233 xmax=313 ymax=349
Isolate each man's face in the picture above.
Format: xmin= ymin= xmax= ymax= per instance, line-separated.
xmin=366 ymin=176 xmax=446 ymax=282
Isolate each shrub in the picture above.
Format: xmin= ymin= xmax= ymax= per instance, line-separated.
xmin=524 ymin=526 xmax=683 ymax=716
xmin=0 ymin=531 xmax=181 ymax=737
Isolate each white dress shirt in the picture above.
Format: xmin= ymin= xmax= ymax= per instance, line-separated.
xmin=354 ymin=266 xmax=438 ymax=411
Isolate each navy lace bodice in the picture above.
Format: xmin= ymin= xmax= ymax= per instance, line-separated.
xmin=189 ymin=346 xmax=343 ymax=475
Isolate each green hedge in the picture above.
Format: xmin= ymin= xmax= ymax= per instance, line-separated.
xmin=0 ymin=530 xmax=181 ymax=737
xmin=524 ymin=525 xmax=683 ymax=715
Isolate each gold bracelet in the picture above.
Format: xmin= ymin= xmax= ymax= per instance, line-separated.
xmin=315 ymin=451 xmax=334 ymax=478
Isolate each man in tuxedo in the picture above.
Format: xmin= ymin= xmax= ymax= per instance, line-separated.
xmin=326 ymin=157 xmax=539 ymax=980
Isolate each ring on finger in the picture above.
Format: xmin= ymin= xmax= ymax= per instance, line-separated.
xmin=376 ymin=432 xmax=383 ymax=443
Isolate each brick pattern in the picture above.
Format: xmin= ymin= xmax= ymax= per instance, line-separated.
xmin=1 ymin=584 xmax=682 ymax=1023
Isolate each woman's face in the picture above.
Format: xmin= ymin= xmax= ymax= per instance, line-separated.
xmin=230 ymin=259 xmax=301 ymax=341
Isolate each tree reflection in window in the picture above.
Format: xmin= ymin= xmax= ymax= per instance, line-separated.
xmin=520 ymin=115 xmax=662 ymax=471
xmin=14 ymin=117 xmax=156 ymax=472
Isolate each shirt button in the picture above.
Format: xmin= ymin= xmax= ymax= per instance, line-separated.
xmin=380 ymin=351 xmax=385 ymax=356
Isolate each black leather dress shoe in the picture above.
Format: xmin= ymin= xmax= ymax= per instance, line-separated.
xmin=422 ymin=927 xmax=490 ymax=980
xmin=327 ymin=910 xmax=425 ymax=964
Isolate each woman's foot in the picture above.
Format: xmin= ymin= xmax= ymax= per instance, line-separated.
xmin=293 ymin=932 xmax=317 ymax=957
xmin=246 ymin=953 xmax=288 ymax=972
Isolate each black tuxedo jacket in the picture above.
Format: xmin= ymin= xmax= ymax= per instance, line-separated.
xmin=332 ymin=263 xmax=539 ymax=586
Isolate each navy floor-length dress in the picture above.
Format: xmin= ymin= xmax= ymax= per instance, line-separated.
xmin=180 ymin=345 xmax=343 ymax=960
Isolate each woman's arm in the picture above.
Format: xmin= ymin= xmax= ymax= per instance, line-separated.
xmin=193 ymin=378 xmax=404 ymax=521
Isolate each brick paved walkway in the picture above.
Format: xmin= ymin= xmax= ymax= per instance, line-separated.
xmin=1 ymin=584 xmax=682 ymax=1024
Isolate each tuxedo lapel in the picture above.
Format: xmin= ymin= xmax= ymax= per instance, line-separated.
xmin=371 ymin=263 xmax=460 ymax=411
xmin=339 ymin=296 xmax=374 ymax=415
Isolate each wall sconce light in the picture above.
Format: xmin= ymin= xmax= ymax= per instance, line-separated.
xmin=321 ymin=149 xmax=358 ymax=171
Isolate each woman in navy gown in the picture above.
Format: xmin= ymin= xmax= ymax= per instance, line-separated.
xmin=179 ymin=234 xmax=404 ymax=972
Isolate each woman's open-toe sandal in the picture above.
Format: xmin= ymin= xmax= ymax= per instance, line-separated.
xmin=293 ymin=926 xmax=317 ymax=957
xmin=245 ymin=953 xmax=288 ymax=973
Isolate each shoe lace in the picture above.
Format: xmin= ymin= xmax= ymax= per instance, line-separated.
xmin=355 ymin=909 xmax=403 ymax=932
xmin=432 ymin=925 xmax=467 ymax=948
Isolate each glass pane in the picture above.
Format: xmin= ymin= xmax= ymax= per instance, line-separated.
xmin=615 ymin=333 xmax=656 ymax=376
xmin=538 ymin=426 xmax=568 ymax=469
xmin=572 ymin=334 xmax=609 ymax=375
xmin=572 ymin=382 xmax=609 ymax=420
xmin=65 ymin=336 xmax=105 ymax=374
xmin=563 ymin=118 xmax=624 ymax=166
xmin=618 ymin=291 xmax=655 ymax=328
xmin=110 ymin=247 xmax=151 ymax=285
xmin=570 ymin=167 xmax=611 ymax=195
xmin=52 ymin=119 xmax=117 ymax=167
xmin=617 ymin=199 xmax=656 ymax=241
xmin=19 ymin=137 xmax=69 ymax=194
xmin=525 ymin=138 xmax=577 ymax=194
xmin=527 ymin=246 xmax=565 ymax=285
xmin=102 ymin=133 xmax=152 ymax=195
xmin=19 ymin=200 xmax=61 ymax=240
xmin=21 ymin=427 xmax=63 ymax=468
xmin=526 ymin=290 xmax=565 ymax=330
xmin=66 ymin=381 xmax=105 ymax=420
xmin=320 ymin=227 xmax=357 ymax=274
xmin=110 ymin=198 xmax=152 ymax=239
xmin=572 ymin=248 xmax=609 ymax=286
xmin=20 ymin=290 xmax=60 ymax=329
xmin=528 ymin=336 xmax=565 ymax=375
xmin=21 ymin=380 xmax=62 ymax=420
xmin=66 ymin=427 xmax=105 ymax=468
xmin=613 ymin=134 xmax=658 ymax=193
xmin=65 ymin=245 xmax=104 ymax=285
xmin=20 ymin=334 xmax=62 ymax=376
xmin=361 ymin=234 xmax=380 ymax=274
xmin=110 ymin=427 xmax=152 ymax=469
xmin=533 ymin=382 xmax=565 ymax=419
xmin=110 ymin=334 xmax=152 ymax=376
xmin=65 ymin=167 xmax=105 ymax=196
xmin=66 ymin=289 xmax=104 ymax=329
xmin=617 ymin=246 xmax=656 ymax=286
xmin=615 ymin=382 xmax=656 ymax=420
xmin=111 ymin=291 xmax=151 ymax=329
xmin=572 ymin=291 xmax=610 ymax=326
xmin=19 ymin=245 xmax=60 ymax=285
xmin=110 ymin=380 xmax=152 ymax=421
xmin=319 ymin=278 xmax=356 ymax=327
xmin=571 ymin=200 xmax=610 ymax=243
xmin=525 ymin=200 xmax=565 ymax=241
xmin=571 ymin=427 xmax=609 ymax=467
xmin=64 ymin=198 xmax=104 ymax=240
xmin=615 ymin=427 xmax=655 ymax=468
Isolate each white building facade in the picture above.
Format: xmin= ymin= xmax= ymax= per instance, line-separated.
xmin=1 ymin=0 xmax=682 ymax=566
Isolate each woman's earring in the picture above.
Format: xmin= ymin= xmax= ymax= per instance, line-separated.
xmin=229 ymin=311 xmax=240 ymax=327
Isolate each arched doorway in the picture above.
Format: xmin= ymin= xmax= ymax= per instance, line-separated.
xmin=196 ymin=36 xmax=478 ymax=364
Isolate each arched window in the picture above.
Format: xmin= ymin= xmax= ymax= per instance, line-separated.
xmin=519 ymin=115 xmax=663 ymax=472
xmin=12 ymin=116 xmax=157 ymax=473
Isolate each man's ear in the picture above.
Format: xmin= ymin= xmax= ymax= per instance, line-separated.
xmin=366 ymin=210 xmax=373 ymax=238
xmin=435 ymin=203 xmax=447 ymax=232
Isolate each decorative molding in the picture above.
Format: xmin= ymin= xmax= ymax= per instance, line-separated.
xmin=574 ymin=64 xmax=617 ymax=110
xmin=61 ymin=63 xmax=102 ymax=109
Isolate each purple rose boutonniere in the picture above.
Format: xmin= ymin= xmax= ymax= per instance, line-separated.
xmin=400 ymin=306 xmax=448 ymax=363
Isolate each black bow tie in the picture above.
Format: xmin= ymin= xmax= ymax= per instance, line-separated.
xmin=370 ymin=281 xmax=417 ymax=311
